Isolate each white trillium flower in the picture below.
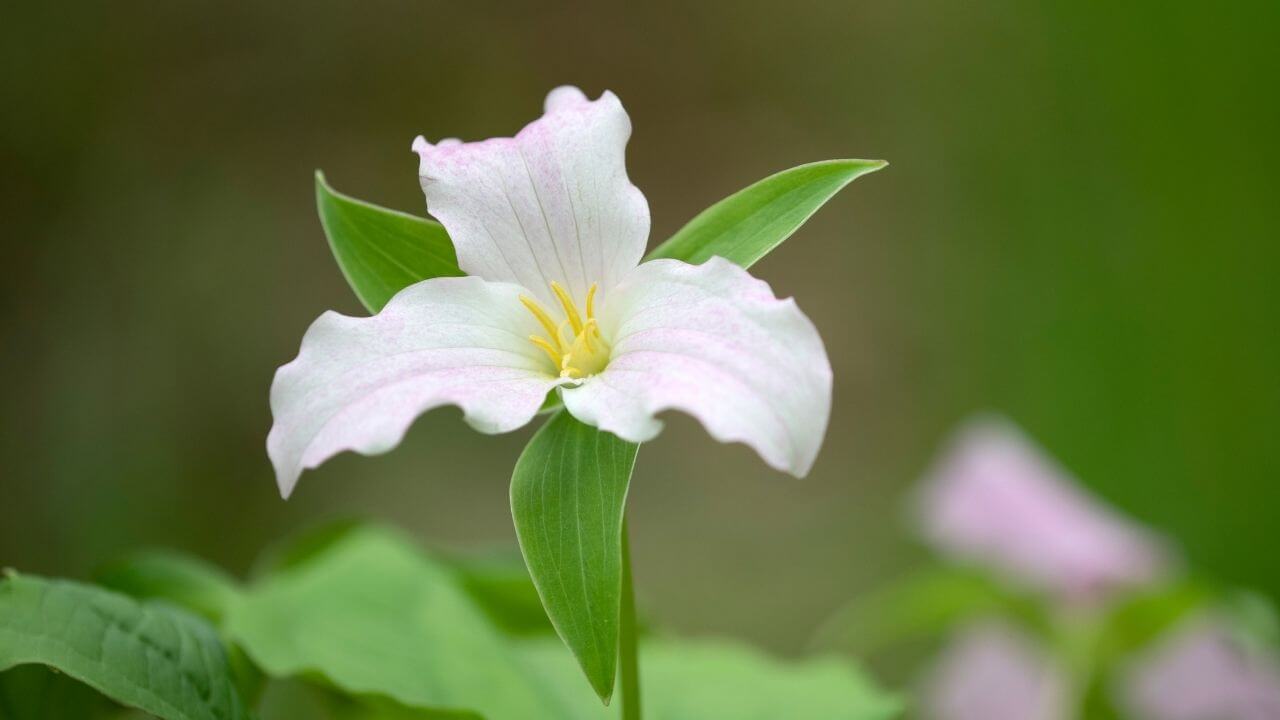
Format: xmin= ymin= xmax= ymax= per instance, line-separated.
xmin=268 ymin=86 xmax=833 ymax=497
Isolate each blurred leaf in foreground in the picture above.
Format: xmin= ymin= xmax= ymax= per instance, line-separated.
xmin=224 ymin=526 xmax=572 ymax=719
xmin=228 ymin=521 xmax=899 ymax=718
xmin=95 ymin=549 xmax=242 ymax=623
xmin=257 ymin=678 xmax=470 ymax=720
xmin=0 ymin=664 xmax=121 ymax=719
xmin=441 ymin=549 xmax=555 ymax=637
xmin=0 ymin=572 xmax=251 ymax=720
xmin=812 ymin=566 xmax=1047 ymax=659
xmin=522 ymin=637 xmax=900 ymax=720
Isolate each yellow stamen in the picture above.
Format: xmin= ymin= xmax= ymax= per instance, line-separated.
xmin=519 ymin=295 xmax=563 ymax=354
xmin=580 ymin=318 xmax=598 ymax=353
xmin=550 ymin=281 xmax=584 ymax=336
xmin=529 ymin=336 xmax=561 ymax=367
xmin=519 ymin=281 xmax=612 ymax=379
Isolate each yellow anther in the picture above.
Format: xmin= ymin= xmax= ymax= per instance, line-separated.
xmin=550 ymin=281 xmax=584 ymax=336
xmin=519 ymin=295 xmax=563 ymax=354
xmin=520 ymin=281 xmax=611 ymax=379
xmin=529 ymin=336 xmax=561 ymax=367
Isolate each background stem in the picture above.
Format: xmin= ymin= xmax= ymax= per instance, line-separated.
xmin=619 ymin=517 xmax=642 ymax=720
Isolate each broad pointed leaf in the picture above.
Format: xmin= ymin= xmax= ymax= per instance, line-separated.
xmin=520 ymin=638 xmax=901 ymax=720
xmin=442 ymin=551 xmax=556 ymax=637
xmin=94 ymin=552 xmax=264 ymax=704
xmin=224 ymin=526 xmax=571 ymax=719
xmin=315 ymin=171 xmax=463 ymax=313
xmin=509 ymin=411 xmax=640 ymax=703
xmin=0 ymin=572 xmax=252 ymax=720
xmin=95 ymin=549 xmax=242 ymax=623
xmin=1093 ymin=581 xmax=1215 ymax=665
xmin=0 ymin=664 xmax=122 ymax=718
xmin=646 ymin=159 xmax=887 ymax=268
xmin=810 ymin=566 xmax=1048 ymax=657
xmin=258 ymin=679 xmax=472 ymax=720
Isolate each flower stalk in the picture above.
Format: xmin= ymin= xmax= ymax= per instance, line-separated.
xmin=619 ymin=516 xmax=642 ymax=720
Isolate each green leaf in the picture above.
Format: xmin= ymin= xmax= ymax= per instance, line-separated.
xmin=1092 ymin=581 xmax=1213 ymax=665
xmin=315 ymin=171 xmax=463 ymax=314
xmin=509 ymin=411 xmax=640 ymax=704
xmin=258 ymin=679 xmax=470 ymax=720
xmin=323 ymin=693 xmax=471 ymax=720
xmin=0 ymin=572 xmax=252 ymax=720
xmin=93 ymin=553 xmax=268 ymax=706
xmin=442 ymin=551 xmax=555 ymax=637
xmin=224 ymin=526 xmax=571 ymax=719
xmin=0 ymin=664 xmax=121 ymax=719
xmin=810 ymin=566 xmax=1048 ymax=657
xmin=636 ymin=641 xmax=900 ymax=720
xmin=1220 ymin=588 xmax=1280 ymax=654
xmin=646 ymin=159 xmax=887 ymax=269
xmin=248 ymin=519 xmax=367 ymax=580
xmin=95 ymin=549 xmax=242 ymax=623
xmin=520 ymin=638 xmax=901 ymax=720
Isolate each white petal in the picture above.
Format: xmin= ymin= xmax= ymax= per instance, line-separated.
xmin=268 ymin=277 xmax=563 ymax=498
xmin=412 ymin=87 xmax=649 ymax=308
xmin=543 ymin=85 xmax=587 ymax=113
xmin=916 ymin=417 xmax=1172 ymax=600
xmin=561 ymin=257 xmax=832 ymax=477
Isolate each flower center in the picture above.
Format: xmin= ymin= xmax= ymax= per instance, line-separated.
xmin=519 ymin=281 xmax=611 ymax=379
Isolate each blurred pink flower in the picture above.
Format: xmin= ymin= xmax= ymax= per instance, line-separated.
xmin=923 ymin=621 xmax=1069 ymax=720
xmin=1120 ymin=615 xmax=1280 ymax=720
xmin=916 ymin=417 xmax=1171 ymax=601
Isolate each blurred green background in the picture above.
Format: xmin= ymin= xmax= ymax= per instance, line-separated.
xmin=2 ymin=0 xmax=1277 ymax=660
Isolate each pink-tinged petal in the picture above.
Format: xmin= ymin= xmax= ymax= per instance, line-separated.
xmin=267 ymin=277 xmax=564 ymax=498
xmin=916 ymin=417 xmax=1172 ymax=601
xmin=1120 ymin=615 xmax=1280 ymax=720
xmin=561 ymin=257 xmax=832 ymax=477
xmin=923 ymin=622 xmax=1070 ymax=720
xmin=412 ymin=86 xmax=649 ymax=309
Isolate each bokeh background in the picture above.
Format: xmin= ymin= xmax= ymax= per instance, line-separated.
xmin=3 ymin=0 xmax=1277 ymax=665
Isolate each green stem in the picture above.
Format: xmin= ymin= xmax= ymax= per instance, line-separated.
xmin=619 ymin=516 xmax=642 ymax=720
